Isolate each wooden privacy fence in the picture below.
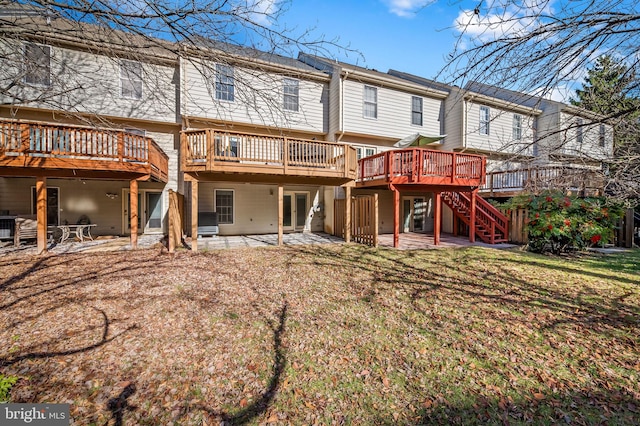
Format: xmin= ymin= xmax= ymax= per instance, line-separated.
xmin=616 ymin=208 xmax=636 ymax=248
xmin=503 ymin=208 xmax=529 ymax=244
xmin=333 ymin=194 xmax=379 ymax=247
xmin=168 ymin=189 xmax=185 ymax=253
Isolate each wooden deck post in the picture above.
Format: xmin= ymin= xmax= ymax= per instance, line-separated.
xmin=344 ymin=185 xmax=351 ymax=243
xmin=129 ymin=179 xmax=138 ymax=249
xmin=278 ymin=184 xmax=283 ymax=246
xmin=373 ymin=193 xmax=379 ymax=247
xmin=191 ymin=180 xmax=198 ymax=252
xmin=36 ymin=176 xmax=47 ymax=255
xmin=392 ymin=185 xmax=400 ymax=248
xmin=434 ymin=191 xmax=441 ymax=246
xmin=469 ymin=190 xmax=476 ymax=243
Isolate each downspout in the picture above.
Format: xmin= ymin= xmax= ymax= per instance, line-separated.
xmin=336 ymin=69 xmax=349 ymax=143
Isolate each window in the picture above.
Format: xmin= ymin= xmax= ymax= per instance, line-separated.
xmin=363 ymin=85 xmax=377 ymax=119
xmin=283 ymin=78 xmax=299 ymax=111
xmin=355 ymin=146 xmax=376 ymax=160
xmin=215 ymin=189 xmax=234 ymax=224
xmin=24 ymin=43 xmax=51 ymax=86
xmin=479 ymin=106 xmax=490 ymax=135
xmin=411 ymin=96 xmax=423 ymax=126
xmin=599 ymin=124 xmax=606 ymax=147
xmin=512 ymin=114 xmax=522 ymax=140
xmin=215 ymin=64 xmax=235 ymax=101
xmin=576 ymin=118 xmax=584 ymax=144
xmin=120 ymin=60 xmax=143 ymax=99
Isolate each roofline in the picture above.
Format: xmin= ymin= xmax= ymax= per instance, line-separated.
xmin=462 ymin=90 xmax=543 ymax=115
xmin=339 ymin=68 xmax=449 ymax=99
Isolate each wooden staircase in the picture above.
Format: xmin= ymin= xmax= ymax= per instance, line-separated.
xmin=442 ymin=191 xmax=509 ymax=244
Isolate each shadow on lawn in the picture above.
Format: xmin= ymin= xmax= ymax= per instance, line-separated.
xmin=107 ymin=382 xmax=137 ymax=426
xmin=177 ymin=301 xmax=288 ymax=425
xmin=0 ymin=307 xmax=138 ymax=368
xmin=371 ymin=385 xmax=640 ymax=425
xmin=287 ymin=244 xmax=639 ymax=338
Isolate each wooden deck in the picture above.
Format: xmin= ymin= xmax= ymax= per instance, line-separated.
xmin=356 ymin=148 xmax=486 ymax=189
xmin=182 ymin=129 xmax=357 ymax=185
xmin=0 ymin=119 xmax=169 ymax=182
xmin=481 ymin=165 xmax=604 ymax=197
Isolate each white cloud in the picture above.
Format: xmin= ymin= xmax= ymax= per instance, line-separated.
xmin=240 ymin=0 xmax=278 ymax=26
xmin=385 ymin=0 xmax=434 ymax=18
xmin=454 ymin=9 xmax=529 ymax=42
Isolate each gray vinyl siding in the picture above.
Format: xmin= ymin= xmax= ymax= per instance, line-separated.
xmin=342 ymin=80 xmax=443 ymax=138
xmin=442 ymin=90 xmax=464 ymax=151
xmin=556 ymin=112 xmax=613 ymax=161
xmin=0 ymin=39 xmax=177 ymax=123
xmin=183 ymin=59 xmax=327 ymax=133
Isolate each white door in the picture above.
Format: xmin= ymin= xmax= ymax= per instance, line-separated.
xmin=145 ymin=192 xmax=163 ymax=233
xmin=283 ymin=192 xmax=308 ymax=232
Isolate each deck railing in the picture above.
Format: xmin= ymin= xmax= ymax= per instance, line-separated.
xmin=481 ymin=165 xmax=604 ymax=195
xmin=0 ymin=119 xmax=169 ymax=181
xmin=358 ymin=148 xmax=486 ymax=185
xmin=182 ymin=129 xmax=357 ymax=179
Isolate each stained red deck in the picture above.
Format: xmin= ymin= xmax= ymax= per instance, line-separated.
xmin=356 ymin=148 xmax=486 ymax=189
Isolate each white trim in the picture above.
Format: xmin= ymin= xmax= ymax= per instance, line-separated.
xmin=30 ymin=185 xmax=60 ymax=225
xmin=214 ymin=188 xmax=235 ymax=225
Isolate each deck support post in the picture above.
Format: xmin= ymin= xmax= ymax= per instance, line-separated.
xmin=344 ymin=185 xmax=351 ymax=243
xmin=391 ymin=184 xmax=400 ymax=248
xmin=36 ymin=176 xmax=47 ymax=255
xmin=130 ymin=179 xmax=138 ymax=249
xmin=278 ymin=184 xmax=283 ymax=246
xmin=469 ymin=190 xmax=477 ymax=243
xmin=191 ymin=180 xmax=198 ymax=252
xmin=434 ymin=191 xmax=441 ymax=246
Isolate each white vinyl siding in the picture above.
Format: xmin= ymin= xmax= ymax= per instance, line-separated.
xmin=182 ymin=59 xmax=326 ymax=132
xmin=513 ymin=114 xmax=522 ymax=140
xmin=24 ymin=43 xmax=51 ymax=86
xmin=283 ymin=78 xmax=299 ymax=111
xmin=215 ymin=189 xmax=234 ymax=224
xmin=465 ymin=102 xmax=536 ymax=155
xmin=411 ymin=96 xmax=423 ymax=126
xmin=479 ymin=106 xmax=490 ymax=135
xmin=215 ymin=64 xmax=235 ymax=102
xmin=363 ymin=85 xmax=377 ymax=119
xmin=120 ymin=60 xmax=143 ymax=100
xmin=576 ymin=118 xmax=584 ymax=145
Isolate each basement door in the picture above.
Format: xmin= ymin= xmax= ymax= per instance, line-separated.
xmin=283 ymin=192 xmax=308 ymax=232
xmin=122 ymin=190 xmax=163 ymax=234
xmin=402 ymin=196 xmax=427 ymax=233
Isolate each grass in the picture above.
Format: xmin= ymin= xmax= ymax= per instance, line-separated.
xmin=0 ymin=245 xmax=638 ymax=425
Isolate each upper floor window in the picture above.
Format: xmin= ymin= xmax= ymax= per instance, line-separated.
xmin=120 ymin=60 xmax=143 ymax=99
xmin=599 ymin=124 xmax=606 ymax=147
xmin=512 ymin=114 xmax=522 ymax=140
xmin=215 ymin=64 xmax=235 ymax=102
xmin=283 ymin=78 xmax=299 ymax=111
xmin=411 ymin=96 xmax=423 ymax=126
xmin=479 ymin=106 xmax=490 ymax=135
xmin=576 ymin=118 xmax=584 ymax=144
xmin=24 ymin=43 xmax=51 ymax=86
xmin=363 ymin=85 xmax=377 ymax=119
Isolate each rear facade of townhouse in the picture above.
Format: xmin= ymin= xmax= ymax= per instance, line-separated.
xmin=0 ymin=11 xmax=612 ymax=253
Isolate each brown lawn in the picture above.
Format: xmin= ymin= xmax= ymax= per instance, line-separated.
xmin=1 ymin=245 xmax=639 ymax=425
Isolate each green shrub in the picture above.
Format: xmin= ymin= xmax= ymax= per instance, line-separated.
xmin=0 ymin=374 xmax=18 ymax=402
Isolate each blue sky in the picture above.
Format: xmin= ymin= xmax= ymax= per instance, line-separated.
xmin=277 ymin=0 xmax=470 ymax=80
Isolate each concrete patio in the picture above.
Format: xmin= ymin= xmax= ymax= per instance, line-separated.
xmin=0 ymin=231 xmax=520 ymax=256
